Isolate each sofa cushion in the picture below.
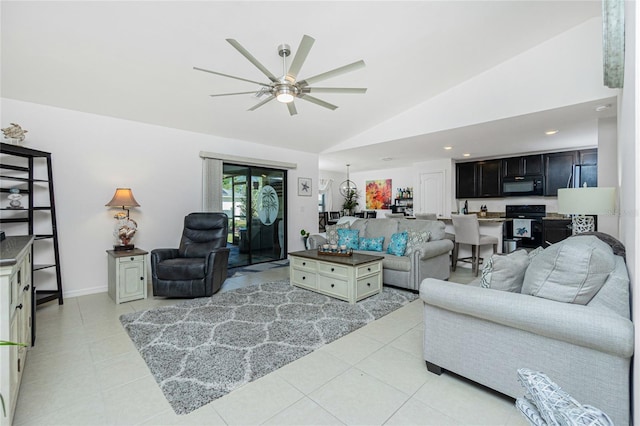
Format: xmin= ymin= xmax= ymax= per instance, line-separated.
xmin=359 ymin=236 xmax=384 ymax=252
xmin=521 ymin=235 xmax=616 ymax=304
xmin=387 ymin=231 xmax=408 ymax=256
xmin=364 ymin=219 xmax=399 ymax=250
xmin=337 ymin=228 xmax=360 ymax=249
xmin=480 ymin=249 xmax=530 ymax=292
xmin=382 ymin=253 xmax=412 ymax=271
xmin=325 ymin=222 xmax=350 ymax=245
xmin=405 ymin=229 xmax=431 ymax=256
xmin=400 ymin=218 xmax=446 ymax=241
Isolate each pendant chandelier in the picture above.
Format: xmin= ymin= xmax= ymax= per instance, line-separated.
xmin=339 ymin=164 xmax=357 ymax=197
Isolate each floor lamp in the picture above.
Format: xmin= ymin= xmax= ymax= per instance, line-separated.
xmin=557 ymin=187 xmax=616 ymax=235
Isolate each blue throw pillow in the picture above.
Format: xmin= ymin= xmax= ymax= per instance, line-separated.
xmin=387 ymin=231 xmax=408 ymax=256
xmin=337 ymin=228 xmax=360 ymax=249
xmin=358 ymin=236 xmax=384 ymax=252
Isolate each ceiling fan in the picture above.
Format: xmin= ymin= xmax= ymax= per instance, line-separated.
xmin=194 ymin=35 xmax=367 ymax=116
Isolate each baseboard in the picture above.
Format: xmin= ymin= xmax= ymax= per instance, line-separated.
xmin=56 ymin=285 xmax=108 ymax=299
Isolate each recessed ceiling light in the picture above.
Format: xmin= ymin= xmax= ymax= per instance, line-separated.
xmin=545 ymin=129 xmax=559 ymax=135
xmin=462 ymin=153 xmax=471 ymax=157
xmin=381 ymin=157 xmax=393 ymax=161
xmin=443 ymin=146 xmax=453 ymax=150
xmin=595 ymin=104 xmax=611 ymax=112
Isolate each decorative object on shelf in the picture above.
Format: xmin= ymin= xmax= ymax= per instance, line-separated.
xmin=297 ymin=177 xmax=312 ymax=196
xmin=1 ymin=123 xmax=28 ymax=145
xmin=105 ymin=188 xmax=141 ymax=251
xmin=557 ymin=186 xmax=616 ymax=234
xmin=6 ymin=188 xmax=23 ymax=209
xmin=365 ymin=179 xmax=392 ymax=209
xmin=339 ymin=164 xmax=357 ymax=197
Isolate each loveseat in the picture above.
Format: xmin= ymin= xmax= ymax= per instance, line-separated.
xmin=309 ymin=217 xmax=453 ymax=291
xmin=419 ymin=235 xmax=633 ymax=425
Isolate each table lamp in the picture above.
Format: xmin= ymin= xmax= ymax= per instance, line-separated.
xmin=557 ymin=186 xmax=616 ymax=235
xmin=105 ymin=188 xmax=140 ymax=250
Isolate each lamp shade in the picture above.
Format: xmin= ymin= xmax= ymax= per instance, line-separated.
xmin=557 ymin=187 xmax=616 ymax=215
xmin=105 ymin=188 xmax=140 ymax=208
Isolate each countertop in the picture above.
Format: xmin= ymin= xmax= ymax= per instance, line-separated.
xmin=0 ymin=235 xmax=34 ymax=267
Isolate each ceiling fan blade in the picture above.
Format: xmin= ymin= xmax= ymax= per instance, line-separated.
xmin=287 ymin=102 xmax=298 ymax=116
xmin=193 ymin=67 xmax=270 ymax=87
xmin=226 ymin=38 xmax=278 ymax=83
xmin=298 ymin=94 xmax=338 ymax=111
xmin=298 ymin=60 xmax=366 ymax=86
xmin=301 ymin=87 xmax=367 ymax=94
xmin=248 ymin=95 xmax=275 ymax=111
xmin=209 ymin=91 xmax=260 ymax=97
xmin=286 ymin=35 xmax=315 ymax=83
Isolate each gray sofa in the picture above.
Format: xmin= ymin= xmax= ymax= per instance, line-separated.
xmin=309 ymin=217 xmax=453 ymax=291
xmin=419 ymin=235 xmax=633 ymax=425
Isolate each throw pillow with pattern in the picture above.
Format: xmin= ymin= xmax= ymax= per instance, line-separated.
xmin=325 ymin=222 xmax=350 ymax=245
xmin=387 ymin=231 xmax=408 ymax=256
xmin=481 ymin=249 xmax=530 ymax=292
xmin=404 ymin=230 xmax=431 ymax=256
xmin=358 ymin=236 xmax=384 ymax=252
xmin=337 ymin=228 xmax=360 ymax=249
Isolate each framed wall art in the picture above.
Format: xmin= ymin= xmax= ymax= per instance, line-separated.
xmin=298 ymin=177 xmax=312 ymax=196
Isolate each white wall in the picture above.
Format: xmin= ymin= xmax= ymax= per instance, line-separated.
xmin=1 ymin=99 xmax=319 ymax=298
xmin=349 ymin=166 xmax=415 ymax=216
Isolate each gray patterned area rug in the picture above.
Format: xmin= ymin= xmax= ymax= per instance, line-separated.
xmin=119 ymin=279 xmax=417 ymax=415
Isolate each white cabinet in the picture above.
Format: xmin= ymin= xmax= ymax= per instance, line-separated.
xmin=1 ymin=236 xmax=34 ymax=426
xmin=107 ymin=249 xmax=148 ymax=304
xmin=290 ymin=252 xmax=382 ymax=303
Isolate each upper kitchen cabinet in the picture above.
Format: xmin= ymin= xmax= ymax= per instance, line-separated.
xmin=544 ymin=151 xmax=578 ymax=196
xmin=456 ymin=162 xmax=477 ymax=198
xmin=455 ymin=160 xmax=502 ymax=198
xmin=502 ymin=154 xmax=543 ymax=177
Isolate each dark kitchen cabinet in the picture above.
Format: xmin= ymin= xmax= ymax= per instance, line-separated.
xmin=502 ymin=154 xmax=543 ymax=177
xmin=543 ymin=219 xmax=572 ymax=247
xmin=579 ymin=149 xmax=598 ymax=165
xmin=456 ymin=162 xmax=477 ymax=198
xmin=455 ymin=160 xmax=501 ymax=198
xmin=477 ymin=160 xmax=502 ymax=197
xmin=544 ymin=151 xmax=578 ymax=196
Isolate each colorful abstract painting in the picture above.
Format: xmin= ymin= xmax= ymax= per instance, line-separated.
xmin=365 ymin=179 xmax=392 ymax=209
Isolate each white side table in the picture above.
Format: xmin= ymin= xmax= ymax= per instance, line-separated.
xmin=106 ymin=248 xmax=148 ymax=304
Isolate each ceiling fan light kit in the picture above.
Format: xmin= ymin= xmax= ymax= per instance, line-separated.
xmin=195 ymin=35 xmax=367 ymax=115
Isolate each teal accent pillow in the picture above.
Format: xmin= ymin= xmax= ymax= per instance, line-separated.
xmin=358 ymin=236 xmax=384 ymax=252
xmin=387 ymin=231 xmax=408 ymax=256
xmin=337 ymin=228 xmax=360 ymax=249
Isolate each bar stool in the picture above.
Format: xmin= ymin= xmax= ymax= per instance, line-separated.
xmin=451 ymin=214 xmax=499 ymax=276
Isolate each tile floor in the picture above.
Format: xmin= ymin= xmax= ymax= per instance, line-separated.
xmin=13 ymin=266 xmax=528 ymax=426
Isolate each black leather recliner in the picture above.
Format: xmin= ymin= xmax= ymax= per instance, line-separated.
xmin=151 ymin=212 xmax=230 ymax=298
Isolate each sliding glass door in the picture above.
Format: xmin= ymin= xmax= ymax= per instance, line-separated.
xmin=222 ymin=164 xmax=286 ymax=268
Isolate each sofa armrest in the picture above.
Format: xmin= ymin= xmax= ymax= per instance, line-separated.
xmin=308 ymin=234 xmax=327 ymax=249
xmin=416 ymin=239 xmax=454 ymax=260
xmin=420 ymin=278 xmax=634 ymax=358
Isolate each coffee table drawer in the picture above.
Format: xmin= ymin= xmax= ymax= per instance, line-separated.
xmin=291 ymin=268 xmax=317 ymax=289
xmin=356 ymin=262 xmax=381 ymax=277
xmin=317 ymin=275 xmax=348 ymax=298
xmin=291 ymin=257 xmax=317 ymax=271
xmin=356 ymin=275 xmax=381 ymax=299
xmin=318 ymin=262 xmax=349 ymax=278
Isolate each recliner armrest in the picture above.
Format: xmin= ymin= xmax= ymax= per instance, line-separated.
xmin=205 ymin=247 xmax=230 ymax=273
xmin=151 ymin=248 xmax=179 ymax=263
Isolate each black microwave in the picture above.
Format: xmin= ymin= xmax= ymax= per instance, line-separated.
xmin=502 ymin=176 xmax=544 ymax=196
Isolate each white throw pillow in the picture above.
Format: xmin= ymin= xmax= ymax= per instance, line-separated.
xmin=480 ymin=249 xmax=530 ymax=292
xmin=521 ymin=236 xmax=615 ymax=304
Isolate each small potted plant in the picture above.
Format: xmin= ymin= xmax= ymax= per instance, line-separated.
xmin=342 ymin=189 xmax=359 ymax=216
xmin=300 ymin=229 xmax=310 ymax=249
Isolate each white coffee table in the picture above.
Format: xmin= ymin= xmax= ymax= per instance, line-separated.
xmin=289 ymin=249 xmax=384 ymax=303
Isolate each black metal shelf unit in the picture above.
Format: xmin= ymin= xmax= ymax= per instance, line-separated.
xmin=0 ymin=143 xmax=63 ymax=306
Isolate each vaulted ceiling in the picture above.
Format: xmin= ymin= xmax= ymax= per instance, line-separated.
xmin=1 ymin=1 xmax=616 ymax=172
